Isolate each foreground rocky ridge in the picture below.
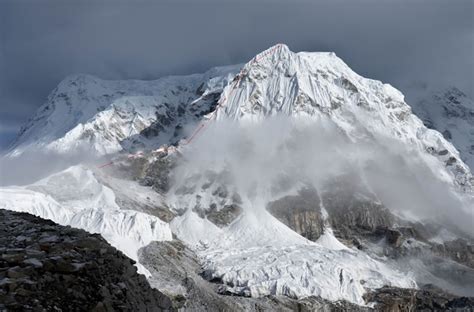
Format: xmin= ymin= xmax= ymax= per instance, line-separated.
xmin=0 ymin=209 xmax=172 ymax=311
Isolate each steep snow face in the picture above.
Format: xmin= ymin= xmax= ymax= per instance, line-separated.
xmin=409 ymin=87 xmax=474 ymax=170
xmin=212 ymin=44 xmax=472 ymax=193
xmin=0 ymin=165 xmax=172 ymax=275
xmin=7 ymin=66 xmax=240 ymax=157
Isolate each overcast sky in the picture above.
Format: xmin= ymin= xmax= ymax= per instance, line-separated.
xmin=0 ymin=0 xmax=473 ymax=150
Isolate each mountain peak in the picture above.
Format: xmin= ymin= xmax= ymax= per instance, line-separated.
xmin=252 ymin=43 xmax=291 ymax=60
xmin=243 ymin=44 xmax=341 ymax=74
xmin=216 ymin=44 xmax=389 ymax=121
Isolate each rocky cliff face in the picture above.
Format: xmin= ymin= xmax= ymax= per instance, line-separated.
xmin=267 ymin=187 xmax=324 ymax=241
xmin=365 ymin=286 xmax=474 ymax=312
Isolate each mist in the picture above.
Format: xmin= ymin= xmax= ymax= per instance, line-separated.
xmin=0 ymin=145 xmax=107 ymax=186
xmin=173 ymin=116 xmax=474 ymax=236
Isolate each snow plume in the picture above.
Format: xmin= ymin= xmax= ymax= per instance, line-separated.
xmin=174 ymin=115 xmax=473 ymax=236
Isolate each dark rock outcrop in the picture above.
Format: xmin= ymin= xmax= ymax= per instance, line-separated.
xmin=321 ymin=175 xmax=394 ymax=241
xmin=365 ymin=285 xmax=474 ymax=312
xmin=0 ymin=209 xmax=172 ymax=312
xmin=206 ymin=204 xmax=242 ymax=228
xmin=431 ymin=238 xmax=474 ymax=269
xmin=266 ymin=187 xmax=324 ymax=241
xmin=140 ymin=153 xmax=176 ymax=194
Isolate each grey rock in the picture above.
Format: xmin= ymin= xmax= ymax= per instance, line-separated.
xmin=267 ymin=187 xmax=324 ymax=241
xmin=321 ymin=175 xmax=394 ymax=240
xmin=206 ymin=204 xmax=242 ymax=228
xmin=365 ymin=285 xmax=474 ymax=312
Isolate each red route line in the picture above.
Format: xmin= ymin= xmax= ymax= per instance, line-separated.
xmin=97 ymin=44 xmax=283 ymax=167
xmin=97 ymin=161 xmax=114 ymax=168
xmin=183 ymin=43 xmax=283 ymax=145
xmin=184 ymin=123 xmax=206 ymax=144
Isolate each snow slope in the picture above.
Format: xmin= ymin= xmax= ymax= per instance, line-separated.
xmin=0 ymin=165 xmax=172 ymax=274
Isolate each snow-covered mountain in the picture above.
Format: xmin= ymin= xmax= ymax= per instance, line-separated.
xmin=216 ymin=45 xmax=472 ymax=191
xmin=2 ymin=44 xmax=473 ymax=308
xmin=6 ymin=45 xmax=472 ymax=192
xmin=6 ymin=66 xmax=240 ymax=157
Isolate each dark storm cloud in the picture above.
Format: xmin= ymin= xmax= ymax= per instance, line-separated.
xmin=0 ymin=0 xmax=473 ymax=149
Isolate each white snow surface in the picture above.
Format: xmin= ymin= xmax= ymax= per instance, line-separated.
xmin=202 ymin=245 xmax=415 ymax=305
xmin=0 ymin=165 xmax=172 ymax=275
